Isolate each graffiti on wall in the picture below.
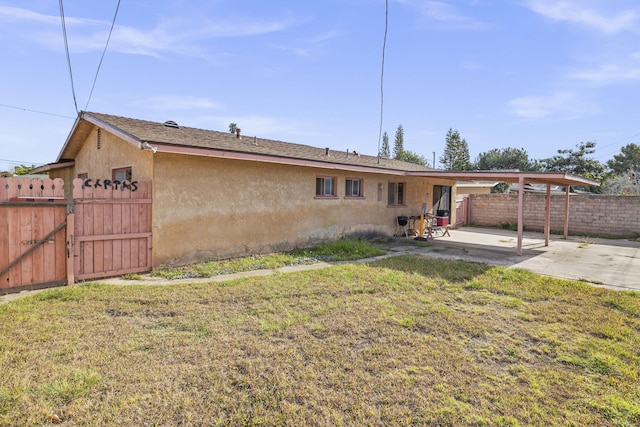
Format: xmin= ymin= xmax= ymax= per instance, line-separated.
xmin=82 ymin=179 xmax=138 ymax=192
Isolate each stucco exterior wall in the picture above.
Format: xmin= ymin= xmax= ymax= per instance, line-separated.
xmin=73 ymin=129 xmax=154 ymax=181
xmin=151 ymin=153 xmax=454 ymax=267
xmin=48 ymin=127 xmax=154 ymax=199
xmin=46 ymin=125 xmax=457 ymax=268
xmin=469 ymin=193 xmax=640 ymax=237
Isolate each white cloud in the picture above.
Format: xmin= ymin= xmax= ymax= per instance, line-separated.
xmin=524 ymin=0 xmax=639 ymax=33
xmin=396 ymin=0 xmax=489 ymax=30
xmin=571 ymin=64 xmax=640 ymax=85
xmin=569 ymin=51 xmax=640 ymax=85
xmin=507 ymin=91 xmax=597 ymax=120
xmin=0 ymin=5 xmax=305 ymax=58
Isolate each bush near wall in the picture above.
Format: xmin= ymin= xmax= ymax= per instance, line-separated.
xmin=468 ymin=193 xmax=640 ymax=238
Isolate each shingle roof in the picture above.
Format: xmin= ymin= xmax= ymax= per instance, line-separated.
xmin=86 ymin=112 xmax=435 ymax=172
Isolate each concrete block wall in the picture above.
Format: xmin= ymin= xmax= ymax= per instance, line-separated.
xmin=468 ymin=194 xmax=640 ymax=237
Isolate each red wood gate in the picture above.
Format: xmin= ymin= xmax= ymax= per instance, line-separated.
xmin=455 ymin=195 xmax=470 ymax=227
xmin=72 ymin=178 xmax=152 ymax=281
xmin=0 ymin=178 xmax=72 ymax=294
xmin=1 ymin=177 xmax=152 ymax=294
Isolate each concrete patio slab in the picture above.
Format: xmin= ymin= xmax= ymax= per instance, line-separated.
xmin=405 ymin=226 xmax=640 ymax=292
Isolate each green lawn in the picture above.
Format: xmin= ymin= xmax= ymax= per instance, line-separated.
xmin=1 ymin=255 xmax=639 ymax=426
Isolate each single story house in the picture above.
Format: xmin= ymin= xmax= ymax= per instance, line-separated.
xmin=35 ymin=112 xmax=458 ymax=267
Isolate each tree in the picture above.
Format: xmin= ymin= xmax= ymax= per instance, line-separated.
xmin=14 ymin=164 xmax=36 ymax=176
xmin=607 ymin=143 xmax=640 ymax=176
xmin=475 ymin=147 xmax=538 ymax=171
xmin=475 ymin=147 xmax=539 ymax=193
xmin=228 ymin=123 xmax=238 ymax=133
xmin=540 ymin=141 xmax=604 ymax=191
xmin=439 ymin=128 xmax=472 ymax=170
xmin=602 ymin=171 xmax=639 ymax=195
xmin=397 ymin=150 xmax=427 ymax=166
xmin=540 ymin=141 xmax=604 ymax=179
xmin=393 ymin=125 xmax=404 ymax=160
xmin=379 ymin=131 xmax=391 ymax=158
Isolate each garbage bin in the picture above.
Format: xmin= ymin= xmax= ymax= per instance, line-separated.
xmin=436 ymin=210 xmax=449 ymax=226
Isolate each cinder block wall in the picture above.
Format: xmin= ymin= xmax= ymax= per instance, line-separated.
xmin=468 ymin=194 xmax=640 ymax=237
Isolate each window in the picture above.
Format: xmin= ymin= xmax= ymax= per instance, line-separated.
xmin=387 ymin=182 xmax=405 ymax=206
xmin=316 ymin=176 xmax=336 ymax=197
xmin=112 ymin=167 xmax=132 ymax=182
xmin=345 ymin=178 xmax=363 ymax=197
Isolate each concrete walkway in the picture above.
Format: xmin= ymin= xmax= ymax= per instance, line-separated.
xmin=2 ymin=227 xmax=639 ymax=305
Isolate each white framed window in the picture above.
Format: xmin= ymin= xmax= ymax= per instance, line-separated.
xmin=345 ymin=178 xmax=363 ymax=198
xmin=112 ymin=167 xmax=132 ymax=182
xmin=316 ymin=176 xmax=336 ymax=197
xmin=387 ymin=182 xmax=405 ymax=206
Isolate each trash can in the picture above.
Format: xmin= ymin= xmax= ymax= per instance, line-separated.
xmin=436 ymin=210 xmax=449 ymax=226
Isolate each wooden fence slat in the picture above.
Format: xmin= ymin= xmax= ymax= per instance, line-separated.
xmin=0 ymin=207 xmax=9 ymax=285
xmin=8 ymin=208 xmax=21 ymax=286
xmin=31 ymin=207 xmax=45 ymax=284
xmin=93 ymin=201 xmax=104 ymax=273
xmin=19 ymin=207 xmax=34 ymax=284
xmin=55 ymin=207 xmax=67 ymax=282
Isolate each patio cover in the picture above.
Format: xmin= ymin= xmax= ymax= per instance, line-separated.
xmin=406 ymin=171 xmax=600 ymax=256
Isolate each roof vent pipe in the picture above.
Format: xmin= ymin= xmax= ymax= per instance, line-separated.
xmin=236 ymin=128 xmax=241 ymax=139
xmin=325 ymin=147 xmax=330 ymax=156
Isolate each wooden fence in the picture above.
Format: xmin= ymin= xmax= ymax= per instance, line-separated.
xmin=72 ymin=178 xmax=152 ymax=281
xmin=0 ymin=178 xmax=71 ymax=293
xmin=1 ymin=177 xmax=152 ymax=294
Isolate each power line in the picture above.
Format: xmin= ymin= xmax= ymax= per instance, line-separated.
xmin=59 ymin=0 xmax=79 ymax=114
xmin=377 ymin=0 xmax=389 ymax=163
xmin=0 ymin=103 xmax=75 ymax=119
xmin=85 ymin=0 xmax=122 ymax=111
xmin=0 ymin=159 xmax=44 ymax=168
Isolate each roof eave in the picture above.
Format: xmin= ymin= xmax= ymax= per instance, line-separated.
xmin=150 ymin=142 xmax=417 ymax=175
xmin=30 ymin=160 xmax=75 ymax=174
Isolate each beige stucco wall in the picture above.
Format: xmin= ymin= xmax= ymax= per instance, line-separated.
xmin=49 ymin=127 xmax=154 ymax=198
xmin=48 ymin=125 xmax=457 ymax=267
xmin=152 ymin=153 xmax=456 ymax=267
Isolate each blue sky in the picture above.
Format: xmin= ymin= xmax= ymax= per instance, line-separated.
xmin=1 ymin=0 xmax=639 ymax=172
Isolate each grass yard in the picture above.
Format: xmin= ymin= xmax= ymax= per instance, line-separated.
xmin=1 ymin=255 xmax=639 ymax=426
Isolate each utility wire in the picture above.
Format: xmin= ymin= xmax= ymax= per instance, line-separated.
xmin=85 ymin=0 xmax=122 ymax=111
xmin=0 ymin=103 xmax=75 ymax=119
xmin=59 ymin=0 xmax=79 ymax=115
xmin=377 ymin=0 xmax=388 ymax=163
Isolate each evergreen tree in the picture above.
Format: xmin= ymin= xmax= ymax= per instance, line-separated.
xmin=540 ymin=141 xmax=604 ymax=182
xmin=475 ymin=147 xmax=538 ymax=192
xmin=607 ymin=143 xmax=640 ymax=176
xmin=380 ymin=131 xmax=391 ymax=158
xmin=393 ymin=125 xmax=404 ymax=160
xmin=439 ymin=128 xmax=472 ymax=170
xmin=398 ymin=150 xmax=427 ymax=166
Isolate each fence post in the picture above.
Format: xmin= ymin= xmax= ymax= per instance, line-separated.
xmin=66 ymin=212 xmax=75 ymax=286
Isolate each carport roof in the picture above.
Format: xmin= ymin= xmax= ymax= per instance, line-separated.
xmin=407 ymin=170 xmax=599 ymax=188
